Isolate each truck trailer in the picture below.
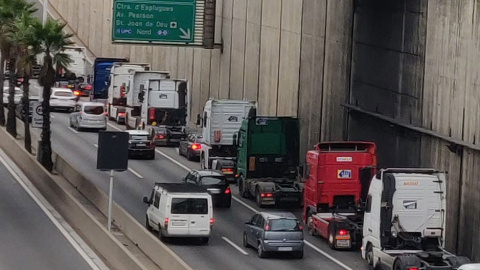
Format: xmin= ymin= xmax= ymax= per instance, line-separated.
xmin=197 ymin=99 xmax=256 ymax=170
xmin=362 ymin=168 xmax=471 ymax=270
xmin=91 ymin=57 xmax=129 ymax=101
xmin=106 ymin=62 xmax=151 ymax=123
xmin=236 ymin=117 xmax=303 ymax=208
xmin=303 ymin=142 xmax=377 ymax=250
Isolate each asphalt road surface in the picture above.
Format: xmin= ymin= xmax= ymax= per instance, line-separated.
xmin=0 ymin=149 xmax=98 ymax=270
xmin=28 ymin=80 xmax=369 ymax=270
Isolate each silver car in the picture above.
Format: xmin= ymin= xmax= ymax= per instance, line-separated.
xmin=3 ymin=86 xmax=22 ymax=104
xmin=243 ymin=212 xmax=304 ymax=259
xmin=50 ymin=88 xmax=76 ymax=112
xmin=69 ymin=102 xmax=107 ymax=131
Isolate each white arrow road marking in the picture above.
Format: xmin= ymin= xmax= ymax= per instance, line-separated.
xmin=179 ymin=28 xmax=191 ymax=39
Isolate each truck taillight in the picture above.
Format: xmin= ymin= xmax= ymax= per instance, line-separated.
xmin=260 ymin=193 xmax=273 ymax=198
xmin=338 ymin=229 xmax=348 ymax=236
xmin=149 ymin=108 xmax=155 ymax=120
xmin=118 ymin=112 xmax=125 ymax=117
xmin=221 ymin=168 xmax=233 ymax=172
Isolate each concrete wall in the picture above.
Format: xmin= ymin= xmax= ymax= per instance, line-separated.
xmin=45 ymin=0 xmax=354 ymax=157
xmin=347 ymin=0 xmax=480 ymax=260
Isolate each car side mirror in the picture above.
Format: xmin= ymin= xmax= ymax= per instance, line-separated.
xmin=196 ymin=114 xmax=201 ymax=126
xmin=245 ymin=221 xmax=250 ymax=225
xmin=143 ymin=197 xmax=150 ymax=204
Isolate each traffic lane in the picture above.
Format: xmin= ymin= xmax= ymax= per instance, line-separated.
xmin=49 ymin=114 xmax=273 ymax=270
xmin=0 ymin=153 xmax=93 ymax=270
xmin=152 ymin=143 xmax=370 ymax=269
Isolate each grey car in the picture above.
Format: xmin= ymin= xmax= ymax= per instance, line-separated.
xmin=179 ymin=133 xmax=203 ymax=161
xmin=243 ymin=212 xmax=304 ymax=259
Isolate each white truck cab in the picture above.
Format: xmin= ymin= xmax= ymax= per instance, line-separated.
xmin=362 ymin=168 xmax=470 ymax=270
xmin=143 ymin=183 xmax=213 ymax=244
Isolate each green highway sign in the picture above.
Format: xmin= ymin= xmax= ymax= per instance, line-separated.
xmin=112 ymin=0 xmax=197 ymax=44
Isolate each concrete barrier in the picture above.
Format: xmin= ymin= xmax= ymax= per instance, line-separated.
xmin=3 ymin=121 xmax=145 ymax=270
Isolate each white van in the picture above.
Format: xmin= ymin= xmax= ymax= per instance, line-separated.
xmin=143 ymin=183 xmax=214 ymax=244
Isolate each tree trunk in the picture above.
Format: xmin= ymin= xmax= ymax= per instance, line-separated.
xmin=0 ymin=56 xmax=6 ymax=126
xmin=23 ymin=72 xmax=32 ymax=153
xmin=6 ymin=58 xmax=17 ymax=137
xmin=38 ymin=53 xmax=54 ymax=172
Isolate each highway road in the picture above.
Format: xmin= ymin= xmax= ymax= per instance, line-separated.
xmin=28 ymin=82 xmax=369 ymax=270
xmin=0 ymin=148 xmax=100 ymax=270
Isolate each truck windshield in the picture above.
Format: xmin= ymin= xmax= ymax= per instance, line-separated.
xmin=171 ymin=198 xmax=208 ymax=214
xmin=84 ymin=106 xmax=104 ymax=115
xmin=269 ymin=219 xmax=301 ymax=231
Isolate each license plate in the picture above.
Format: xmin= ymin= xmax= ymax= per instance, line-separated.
xmin=172 ymin=221 xmax=185 ymax=226
xmin=278 ymin=247 xmax=292 ymax=251
xmin=136 ymin=143 xmax=146 ymax=146
xmin=336 ymin=239 xmax=350 ymax=248
xmin=208 ymin=189 xmax=221 ymax=194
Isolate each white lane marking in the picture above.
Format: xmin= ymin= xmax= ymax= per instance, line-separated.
xmin=68 ymin=127 xmax=79 ymax=134
xmin=128 ymin=168 xmax=144 ymax=179
xmin=159 ymin=150 xmax=352 ymax=270
xmin=304 ymin=241 xmax=353 ymax=270
xmin=0 ymin=149 xmax=106 ymax=270
xmin=222 ymin=237 xmax=249 ymax=256
xmin=93 ymin=144 xmax=98 ymax=148
xmin=107 ymin=123 xmax=122 ymax=132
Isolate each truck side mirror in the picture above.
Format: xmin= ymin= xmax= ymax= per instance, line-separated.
xmin=233 ymin=133 xmax=238 ymax=148
xmin=196 ymin=113 xmax=201 ymax=126
xmin=138 ymin=91 xmax=145 ymax=103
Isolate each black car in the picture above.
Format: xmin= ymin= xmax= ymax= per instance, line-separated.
xmin=183 ymin=170 xmax=231 ymax=208
xmin=75 ymin=83 xmax=92 ymax=97
xmin=126 ymin=130 xmax=156 ymax=160
xmin=178 ymin=133 xmax=203 ymax=161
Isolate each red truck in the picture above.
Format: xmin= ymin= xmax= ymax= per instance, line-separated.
xmin=302 ymin=142 xmax=377 ymax=250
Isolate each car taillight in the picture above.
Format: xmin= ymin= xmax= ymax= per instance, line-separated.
xmin=191 ymin=143 xmax=201 ymax=150
xmin=73 ymin=90 xmax=81 ymax=96
xmin=210 ymin=218 xmax=214 ymax=226
xmin=298 ymin=225 xmax=303 ymax=231
xmin=156 ymin=134 xmax=165 ymax=139
xmin=149 ymin=108 xmax=155 ymax=120
xmin=164 ymin=218 xmax=169 ymax=229
xmin=224 ymin=187 xmax=231 ymax=194
xmin=407 ymin=268 xmax=419 ymax=270
xmin=85 ymin=85 xmax=92 ymax=90
xmin=338 ymin=229 xmax=348 ymax=236
xmin=265 ymin=224 xmax=271 ymax=231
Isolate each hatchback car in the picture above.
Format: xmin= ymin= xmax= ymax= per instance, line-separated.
xmin=50 ymin=88 xmax=76 ymax=112
xmin=69 ymin=102 xmax=107 ymax=131
xmin=243 ymin=212 xmax=304 ymax=259
xmin=179 ymin=133 xmax=203 ymax=161
xmin=3 ymin=86 xmax=23 ymax=105
xmin=183 ymin=170 xmax=231 ymax=208
xmin=126 ymin=130 xmax=155 ymax=160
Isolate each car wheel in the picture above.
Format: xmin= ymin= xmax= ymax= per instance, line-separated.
xmin=243 ymin=233 xmax=250 ymax=248
xmin=201 ymin=237 xmax=209 ymax=245
xmin=69 ymin=120 xmax=73 ymax=127
xmin=159 ymin=225 xmax=168 ymax=242
xmin=149 ymin=152 xmax=155 ymax=160
xmin=295 ymin=250 xmax=304 ymax=259
xmin=223 ymin=200 xmax=231 ymax=208
xmin=257 ymin=243 xmax=266 ymax=258
xmin=145 ymin=215 xmax=153 ymax=232
xmin=186 ymin=150 xmax=193 ymax=161
xmin=75 ymin=124 xmax=81 ymax=132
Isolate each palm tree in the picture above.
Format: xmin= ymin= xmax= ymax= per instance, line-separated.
xmin=1 ymin=0 xmax=36 ymax=136
xmin=10 ymin=13 xmax=41 ymax=153
xmin=34 ymin=19 xmax=73 ymax=171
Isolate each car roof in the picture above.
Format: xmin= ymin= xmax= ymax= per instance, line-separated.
xmin=259 ymin=212 xmax=297 ymax=220
xmin=194 ymin=170 xmax=225 ymax=177
xmin=52 ymin=88 xmax=73 ymax=92
xmin=126 ymin=130 xmax=149 ymax=135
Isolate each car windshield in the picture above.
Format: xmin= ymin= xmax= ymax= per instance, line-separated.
xmin=171 ymin=198 xmax=208 ymax=214
xmin=130 ymin=135 xmax=148 ymax=140
xmin=269 ymin=219 xmax=301 ymax=231
xmin=84 ymin=106 xmax=104 ymax=115
xmin=200 ymin=176 xmax=225 ymax=185
xmin=54 ymin=91 xmax=73 ymax=97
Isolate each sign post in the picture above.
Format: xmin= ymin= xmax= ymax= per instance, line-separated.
xmin=32 ymin=102 xmax=43 ymax=128
xmin=112 ymin=0 xmax=206 ymax=46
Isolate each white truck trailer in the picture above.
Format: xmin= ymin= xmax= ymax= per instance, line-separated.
xmin=196 ymin=99 xmax=256 ymax=169
xmin=128 ymin=78 xmax=189 ymax=145
xmin=362 ymin=168 xmax=471 ymax=270
xmin=106 ymin=62 xmax=150 ymax=123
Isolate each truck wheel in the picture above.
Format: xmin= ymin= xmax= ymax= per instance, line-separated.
xmin=145 ymin=215 xmax=153 ymax=232
xmin=200 ymin=154 xmax=206 ymax=169
xmin=328 ymin=226 xmax=337 ymax=250
xmin=238 ymin=177 xmax=249 ymax=198
xmin=447 ymin=256 xmax=471 ymax=268
xmin=365 ymin=244 xmax=374 ymax=268
xmin=394 ymin=255 xmax=421 ymax=270
xmin=307 ymin=213 xmax=317 ymax=236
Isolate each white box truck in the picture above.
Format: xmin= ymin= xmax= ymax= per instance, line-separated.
xmin=106 ymin=62 xmax=150 ymax=123
xmin=362 ymin=168 xmax=471 ymax=270
xmin=196 ymin=99 xmax=256 ymax=170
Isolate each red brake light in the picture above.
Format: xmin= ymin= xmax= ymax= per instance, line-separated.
xmin=338 ymin=229 xmax=348 ymax=236
xmin=266 ymin=193 xmax=273 ymax=198
xmin=265 ymin=224 xmax=271 ymax=231
xmin=210 ymin=218 xmax=214 ymax=225
xmin=224 ymin=187 xmax=231 ymax=194
xmin=118 ymin=112 xmax=126 ymax=117
xmin=164 ymin=218 xmax=169 ymax=228
xmin=73 ymin=90 xmax=81 ymax=96
xmin=407 ymin=268 xmax=419 ymax=270
xmin=260 ymin=193 xmax=266 ymax=198
xmin=299 ymin=225 xmax=303 ymax=231
xmin=156 ymin=135 xmax=165 ymax=139
xmin=149 ymin=108 xmax=155 ymax=120
xmin=85 ymin=85 xmax=92 ymax=90
xmin=222 ymin=168 xmax=234 ymax=172
xmin=191 ymin=143 xmax=201 ymax=150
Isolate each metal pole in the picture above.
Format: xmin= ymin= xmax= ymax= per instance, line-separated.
xmin=42 ymin=0 xmax=49 ymax=25
xmin=108 ymin=170 xmax=114 ymax=231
